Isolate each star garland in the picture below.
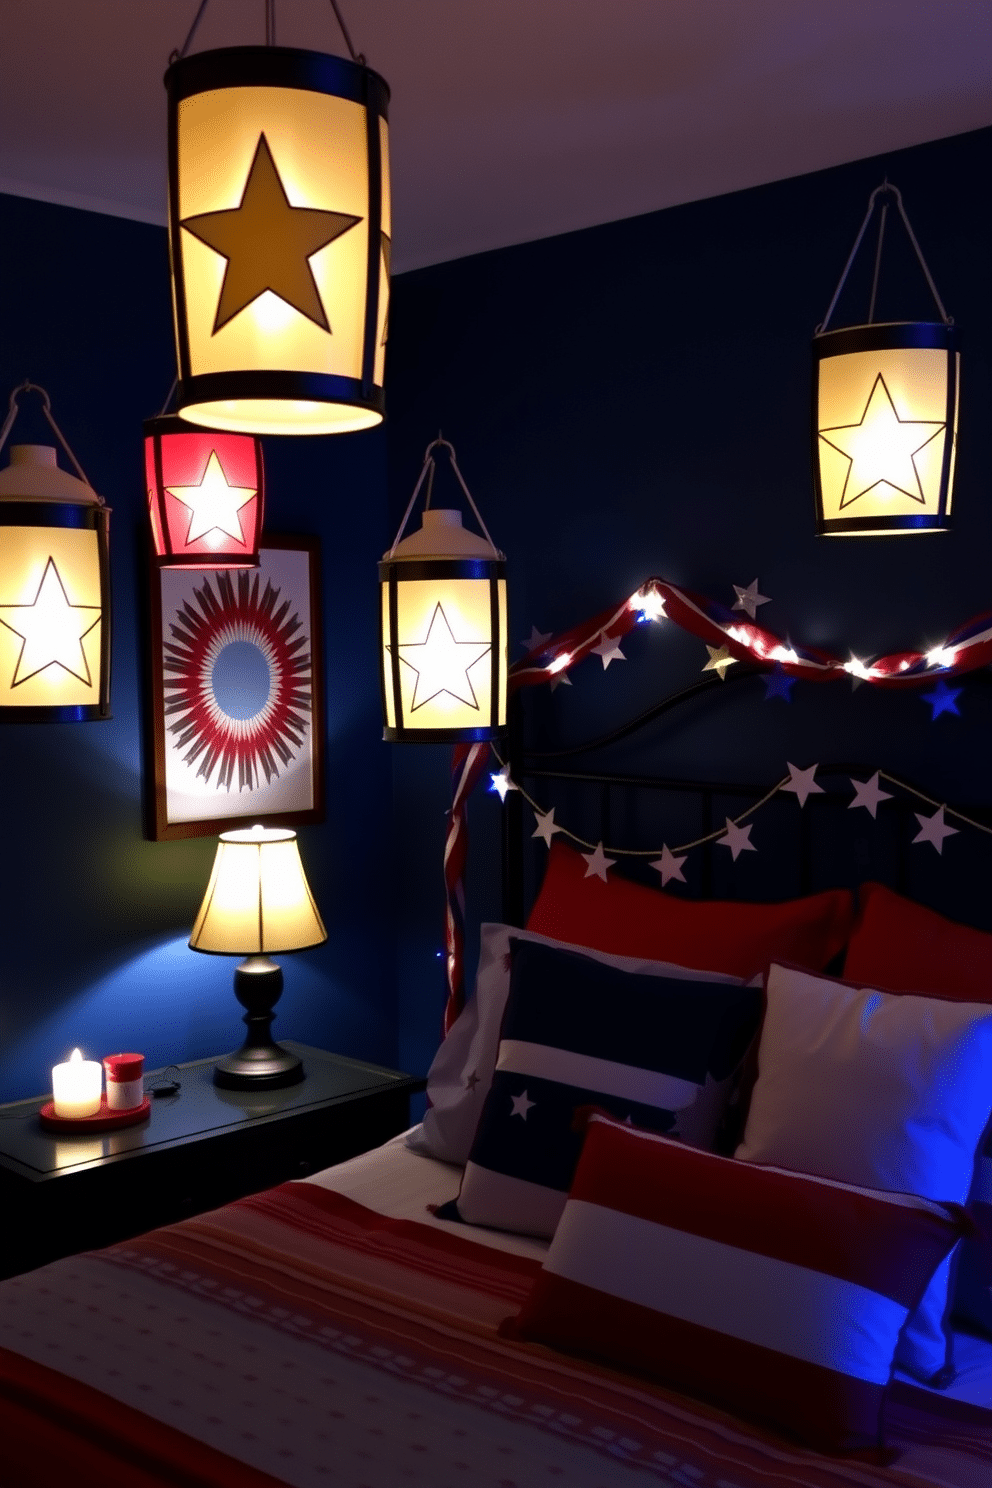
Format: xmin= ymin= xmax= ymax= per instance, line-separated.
xmin=441 ymin=573 xmax=992 ymax=1032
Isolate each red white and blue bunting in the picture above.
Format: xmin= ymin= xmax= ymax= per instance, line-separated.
xmin=441 ymin=577 xmax=991 ymax=1031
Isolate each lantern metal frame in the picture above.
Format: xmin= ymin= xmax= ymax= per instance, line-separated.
xmin=165 ymin=3 xmax=389 ymax=435
xmin=0 ymin=383 xmax=111 ymax=724
xmin=143 ymin=412 xmax=265 ymax=570
xmin=812 ymin=181 xmax=959 ymax=538
xmin=379 ymin=439 xmax=507 ymax=745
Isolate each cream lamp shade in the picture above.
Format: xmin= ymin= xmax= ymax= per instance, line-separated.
xmin=0 ymin=385 xmax=111 ymax=723
xmin=190 ymin=823 xmax=327 ymax=1090
xmin=166 ymin=44 xmax=390 ymax=437
xmin=813 ymin=183 xmax=958 ymax=537
xmin=144 ymin=414 xmax=264 ymax=569
xmin=380 ymin=441 xmax=507 ymax=743
xmin=190 ymin=824 xmax=326 ymax=954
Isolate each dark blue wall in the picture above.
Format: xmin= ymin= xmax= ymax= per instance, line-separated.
xmin=4 ymin=122 xmax=992 ymax=1107
xmin=0 ymin=192 xmax=395 ymax=1103
xmin=385 ymin=126 xmax=992 ymax=1086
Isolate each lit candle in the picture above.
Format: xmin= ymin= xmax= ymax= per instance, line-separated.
xmin=52 ymin=1048 xmax=102 ymax=1119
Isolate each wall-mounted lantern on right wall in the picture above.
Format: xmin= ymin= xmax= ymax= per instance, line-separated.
xmin=813 ymin=182 xmax=959 ymax=537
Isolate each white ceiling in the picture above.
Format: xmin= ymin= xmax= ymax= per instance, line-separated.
xmin=1 ymin=0 xmax=990 ymax=274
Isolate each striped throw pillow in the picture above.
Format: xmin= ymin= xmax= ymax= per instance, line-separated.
xmin=510 ymin=1114 xmax=966 ymax=1458
xmin=448 ymin=937 xmax=762 ymax=1238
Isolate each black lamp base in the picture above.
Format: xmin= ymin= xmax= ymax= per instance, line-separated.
xmin=213 ymin=955 xmax=305 ymax=1090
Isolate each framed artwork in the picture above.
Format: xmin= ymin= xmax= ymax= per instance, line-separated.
xmin=146 ymin=534 xmax=325 ymax=840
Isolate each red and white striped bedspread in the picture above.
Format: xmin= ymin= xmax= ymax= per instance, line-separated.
xmin=0 ymin=1169 xmax=990 ymax=1488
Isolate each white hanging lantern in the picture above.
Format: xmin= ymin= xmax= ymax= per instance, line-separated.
xmin=380 ymin=440 xmax=507 ymax=743
xmin=0 ymin=384 xmax=111 ymax=722
xmin=813 ymin=182 xmax=959 ymax=537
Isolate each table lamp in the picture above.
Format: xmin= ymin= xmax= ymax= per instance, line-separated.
xmin=190 ymin=824 xmax=327 ymax=1089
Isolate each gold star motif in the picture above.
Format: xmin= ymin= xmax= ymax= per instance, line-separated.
xmin=180 ymin=133 xmax=361 ymax=333
xmin=703 ymin=644 xmax=737 ymax=680
xmin=166 ymin=450 xmax=257 ymax=546
xmin=396 ymin=604 xmax=492 ymax=711
xmin=0 ymin=557 xmax=100 ymax=688
xmin=820 ymin=374 xmax=944 ymax=510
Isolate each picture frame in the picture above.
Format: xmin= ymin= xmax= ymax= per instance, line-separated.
xmin=145 ymin=534 xmax=325 ymax=841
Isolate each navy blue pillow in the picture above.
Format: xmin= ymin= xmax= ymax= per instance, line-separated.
xmin=446 ymin=937 xmax=762 ymax=1238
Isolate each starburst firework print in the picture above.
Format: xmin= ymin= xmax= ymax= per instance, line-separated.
xmin=148 ymin=537 xmax=324 ymax=839
xmin=164 ymin=567 xmax=311 ymax=791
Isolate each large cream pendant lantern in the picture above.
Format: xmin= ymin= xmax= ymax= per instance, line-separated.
xmin=380 ymin=439 xmax=507 ymax=743
xmin=0 ymin=384 xmax=111 ymax=722
xmin=813 ymin=182 xmax=959 ymax=537
xmin=165 ymin=9 xmax=390 ymax=437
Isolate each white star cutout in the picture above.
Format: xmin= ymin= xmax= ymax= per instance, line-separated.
xmin=532 ymin=807 xmax=563 ymax=847
xmin=913 ymin=806 xmax=958 ymax=855
xmin=582 ymin=842 xmax=614 ymax=881
xmin=591 ymin=632 xmax=626 ymax=669
xmin=510 ymin=1089 xmax=536 ymax=1120
xmin=490 ymin=765 xmax=518 ymax=802
xmin=651 ymin=844 xmax=687 ymax=886
xmin=522 ymin=625 xmax=552 ymax=653
xmin=732 ymin=579 xmax=771 ymax=620
xmin=781 ymin=762 xmax=824 ymax=808
xmin=165 ymin=449 xmax=256 ymax=545
xmin=820 ymin=374 xmax=944 ymax=510
xmin=0 ymin=557 xmax=101 ymax=688
xmin=549 ymin=668 xmax=572 ymax=692
xmin=396 ymin=603 xmax=492 ymax=711
xmin=703 ymin=644 xmax=737 ymax=680
xmin=719 ymin=818 xmax=756 ymax=860
xmin=848 ymin=772 xmax=892 ymax=818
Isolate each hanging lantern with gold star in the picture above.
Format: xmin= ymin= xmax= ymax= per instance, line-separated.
xmin=813 ymin=182 xmax=959 ymax=537
xmin=144 ymin=413 xmax=264 ymax=569
xmin=380 ymin=439 xmax=507 ymax=743
xmin=165 ymin=3 xmax=390 ymax=436
xmin=0 ymin=383 xmax=111 ymax=722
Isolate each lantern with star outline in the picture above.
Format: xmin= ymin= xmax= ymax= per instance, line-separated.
xmin=0 ymin=385 xmax=111 ymax=723
xmin=166 ymin=43 xmax=390 ymax=437
xmin=380 ymin=439 xmax=507 ymax=743
xmin=813 ymin=182 xmax=959 ymax=537
xmin=144 ymin=415 xmax=264 ymax=569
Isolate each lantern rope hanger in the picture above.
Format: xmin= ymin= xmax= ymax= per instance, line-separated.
xmin=0 ymin=382 xmax=99 ymax=494
xmin=812 ymin=179 xmax=959 ymax=538
xmin=165 ymin=0 xmax=390 ymax=436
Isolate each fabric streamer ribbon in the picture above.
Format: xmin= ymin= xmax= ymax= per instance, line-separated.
xmin=440 ymin=577 xmax=992 ymax=1030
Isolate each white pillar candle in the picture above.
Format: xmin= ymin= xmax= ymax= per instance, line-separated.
xmin=52 ymin=1048 xmax=102 ymax=1119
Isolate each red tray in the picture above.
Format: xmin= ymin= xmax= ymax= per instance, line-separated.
xmin=39 ymin=1096 xmax=151 ymax=1133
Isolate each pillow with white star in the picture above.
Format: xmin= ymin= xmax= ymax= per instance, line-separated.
xmin=736 ymin=962 xmax=992 ymax=1387
xmin=437 ymin=936 xmax=762 ymax=1239
xmin=407 ymin=921 xmax=756 ymax=1167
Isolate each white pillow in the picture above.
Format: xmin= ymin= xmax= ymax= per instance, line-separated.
xmin=408 ymin=922 xmax=753 ymax=1166
xmin=736 ymin=962 xmax=992 ymax=1384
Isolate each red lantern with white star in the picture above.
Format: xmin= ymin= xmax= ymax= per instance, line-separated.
xmin=813 ymin=182 xmax=959 ymax=537
xmin=379 ymin=439 xmax=507 ymax=743
xmin=0 ymin=384 xmax=111 ymax=722
xmin=144 ymin=415 xmax=264 ymax=569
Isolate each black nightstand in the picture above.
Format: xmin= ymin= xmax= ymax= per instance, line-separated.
xmin=0 ymin=1042 xmax=424 ymax=1279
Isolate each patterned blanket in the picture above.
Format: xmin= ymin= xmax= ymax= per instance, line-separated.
xmin=1 ymin=1182 xmax=989 ymax=1488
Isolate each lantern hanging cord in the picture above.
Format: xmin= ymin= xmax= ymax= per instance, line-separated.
xmin=328 ymin=0 xmax=363 ymax=62
xmin=388 ymin=437 xmax=502 ymax=558
xmin=173 ymin=0 xmax=212 ymax=62
xmin=158 ymin=377 xmax=179 ymax=418
xmin=817 ymin=181 xmax=951 ymax=333
xmin=0 ymin=382 xmax=101 ymax=501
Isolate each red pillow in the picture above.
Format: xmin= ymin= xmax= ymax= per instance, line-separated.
xmin=526 ymin=841 xmax=853 ymax=979
xmin=508 ymin=1114 xmax=964 ymax=1458
xmin=843 ymin=882 xmax=992 ymax=1004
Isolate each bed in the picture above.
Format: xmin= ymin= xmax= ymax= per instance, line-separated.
xmin=3 ymin=640 xmax=992 ymax=1484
